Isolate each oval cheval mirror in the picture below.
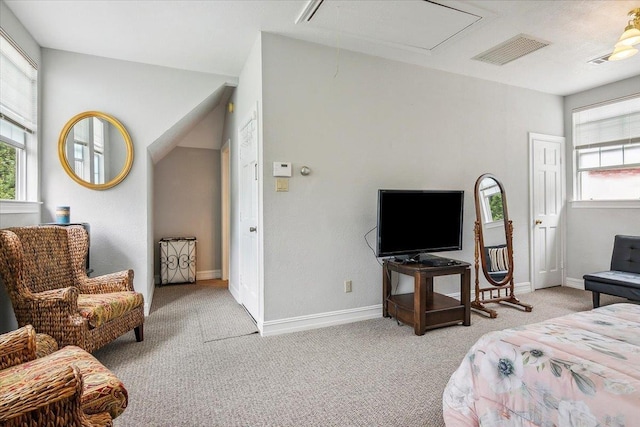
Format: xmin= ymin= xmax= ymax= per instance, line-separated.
xmin=471 ymin=173 xmax=533 ymax=318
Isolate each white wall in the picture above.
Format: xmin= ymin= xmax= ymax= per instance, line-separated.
xmin=40 ymin=48 xmax=235 ymax=313
xmin=259 ymin=33 xmax=564 ymax=323
xmin=153 ymin=147 xmax=221 ymax=280
xmin=178 ymin=103 xmax=226 ymax=150
xmin=564 ymin=75 xmax=640 ymax=282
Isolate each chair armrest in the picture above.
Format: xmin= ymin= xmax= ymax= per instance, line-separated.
xmin=0 ymin=325 xmax=37 ymax=370
xmin=77 ymin=269 xmax=134 ymax=294
xmin=0 ymin=365 xmax=90 ymax=424
xmin=25 ymin=287 xmax=80 ymax=317
xmin=31 ymin=287 xmax=79 ymax=304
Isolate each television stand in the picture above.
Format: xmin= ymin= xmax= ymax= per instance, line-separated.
xmin=382 ymin=258 xmax=471 ymax=335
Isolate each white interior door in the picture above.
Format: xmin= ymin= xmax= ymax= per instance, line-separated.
xmin=239 ymin=109 xmax=260 ymax=321
xmin=529 ymin=133 xmax=565 ymax=289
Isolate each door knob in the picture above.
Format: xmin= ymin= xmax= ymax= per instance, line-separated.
xmin=535 ymin=220 xmax=542 ymax=225
xmin=249 ymin=226 xmax=257 ymax=232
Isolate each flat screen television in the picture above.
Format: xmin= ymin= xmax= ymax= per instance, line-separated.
xmin=376 ymin=189 xmax=464 ymax=258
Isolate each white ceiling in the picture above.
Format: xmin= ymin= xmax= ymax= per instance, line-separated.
xmin=5 ymin=0 xmax=640 ymax=96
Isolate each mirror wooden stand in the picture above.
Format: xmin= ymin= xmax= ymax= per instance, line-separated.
xmin=471 ymin=173 xmax=532 ymax=318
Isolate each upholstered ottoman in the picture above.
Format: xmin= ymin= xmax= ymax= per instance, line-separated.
xmin=32 ymin=345 xmax=128 ymax=419
xmin=35 ymin=332 xmax=58 ymax=357
xmin=31 ymin=332 xmax=127 ymax=419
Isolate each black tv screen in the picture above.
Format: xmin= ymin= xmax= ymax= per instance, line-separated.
xmin=376 ymin=190 xmax=464 ymax=257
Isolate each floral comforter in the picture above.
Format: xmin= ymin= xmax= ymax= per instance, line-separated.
xmin=443 ymin=303 xmax=640 ymax=426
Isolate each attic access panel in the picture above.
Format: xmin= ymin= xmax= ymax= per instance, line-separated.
xmin=297 ymin=0 xmax=482 ymax=52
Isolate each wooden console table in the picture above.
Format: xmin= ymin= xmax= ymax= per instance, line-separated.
xmin=382 ymin=259 xmax=471 ymax=335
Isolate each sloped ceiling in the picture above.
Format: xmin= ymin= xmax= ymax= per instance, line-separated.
xmin=148 ymin=85 xmax=233 ymax=163
xmin=4 ymin=0 xmax=640 ymax=96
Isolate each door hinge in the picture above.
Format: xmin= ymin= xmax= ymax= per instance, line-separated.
xmin=254 ymin=163 xmax=258 ymax=181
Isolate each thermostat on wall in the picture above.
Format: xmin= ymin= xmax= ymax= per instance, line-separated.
xmin=273 ymin=162 xmax=292 ymax=177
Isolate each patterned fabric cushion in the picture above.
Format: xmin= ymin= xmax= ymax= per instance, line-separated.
xmin=35 ymin=333 xmax=58 ymax=358
xmin=78 ymin=292 xmax=144 ymax=328
xmin=0 ymin=345 xmax=128 ymax=419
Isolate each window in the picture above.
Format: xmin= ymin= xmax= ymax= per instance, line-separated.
xmin=572 ymin=95 xmax=640 ymax=201
xmin=0 ymin=29 xmax=37 ymax=201
xmin=479 ymin=180 xmax=504 ymax=225
xmin=70 ymin=117 xmax=106 ymax=184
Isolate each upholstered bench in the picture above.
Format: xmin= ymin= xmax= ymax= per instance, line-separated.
xmin=583 ymin=235 xmax=640 ymax=308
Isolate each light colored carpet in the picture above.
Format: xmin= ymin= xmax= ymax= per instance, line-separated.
xmin=195 ymin=288 xmax=258 ymax=342
xmin=93 ymin=285 xmax=629 ymax=427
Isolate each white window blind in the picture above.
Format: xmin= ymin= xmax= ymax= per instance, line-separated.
xmin=573 ymin=96 xmax=640 ymax=148
xmin=0 ymin=29 xmax=37 ymax=201
xmin=0 ymin=29 xmax=37 ymax=135
xmin=572 ymin=95 xmax=640 ymax=201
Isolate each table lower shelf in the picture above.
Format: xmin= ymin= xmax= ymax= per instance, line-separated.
xmin=386 ymin=292 xmax=466 ymax=330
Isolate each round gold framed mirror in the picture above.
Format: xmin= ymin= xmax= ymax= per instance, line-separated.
xmin=58 ymin=111 xmax=133 ymax=190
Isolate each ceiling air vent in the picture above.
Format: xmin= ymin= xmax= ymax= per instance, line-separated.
xmin=472 ymin=34 xmax=549 ymax=66
xmin=587 ymin=53 xmax=612 ymax=65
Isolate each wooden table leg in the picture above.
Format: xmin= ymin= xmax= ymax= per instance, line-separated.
xmin=462 ymin=267 xmax=471 ymax=326
xmin=382 ymin=262 xmax=390 ymax=318
xmin=414 ymin=272 xmax=427 ymax=335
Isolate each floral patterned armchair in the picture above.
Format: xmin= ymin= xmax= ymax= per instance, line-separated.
xmin=0 ymin=225 xmax=144 ymax=353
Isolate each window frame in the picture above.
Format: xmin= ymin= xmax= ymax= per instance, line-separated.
xmin=0 ymin=117 xmax=29 ymax=200
xmin=0 ymin=28 xmax=38 ymax=203
xmin=478 ymin=180 xmax=505 ymax=228
xmin=572 ymin=94 xmax=640 ymax=205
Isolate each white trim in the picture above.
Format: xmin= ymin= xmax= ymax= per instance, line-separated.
xmin=484 ymin=220 xmax=503 ymax=229
xmin=564 ymin=277 xmax=585 ymax=290
xmin=196 ymin=269 xmax=222 ymax=280
xmin=449 ymin=281 xmax=533 ymax=301
xmin=154 ymin=270 xmax=221 ymax=284
xmin=261 ymin=305 xmax=382 ymax=336
xmin=261 ymin=282 xmax=534 ymax=337
xmin=221 ymin=140 xmax=230 ymax=281
xmin=228 ymin=280 xmax=240 ymax=303
xmin=0 ymin=200 xmax=41 ymax=214
xmin=144 ymin=280 xmax=155 ymax=316
xmin=570 ymin=199 xmax=640 ymax=209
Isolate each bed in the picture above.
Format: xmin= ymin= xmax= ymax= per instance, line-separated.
xmin=443 ymin=303 xmax=640 ymax=426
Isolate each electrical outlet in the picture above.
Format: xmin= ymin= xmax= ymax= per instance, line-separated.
xmin=344 ymin=280 xmax=352 ymax=293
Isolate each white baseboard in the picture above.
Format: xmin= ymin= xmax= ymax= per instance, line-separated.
xmin=260 ymin=282 xmax=534 ymax=337
xmin=227 ymin=282 xmax=240 ymax=304
xmin=261 ymin=305 xmax=382 ymax=337
xmin=154 ymin=270 xmax=222 ymax=284
xmin=197 ymin=269 xmax=222 ymax=280
xmin=228 ymin=281 xmax=240 ymax=303
xmin=144 ymin=278 xmax=155 ymax=316
xmin=447 ymin=281 xmax=532 ymax=301
xmin=564 ymin=277 xmax=585 ymax=290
